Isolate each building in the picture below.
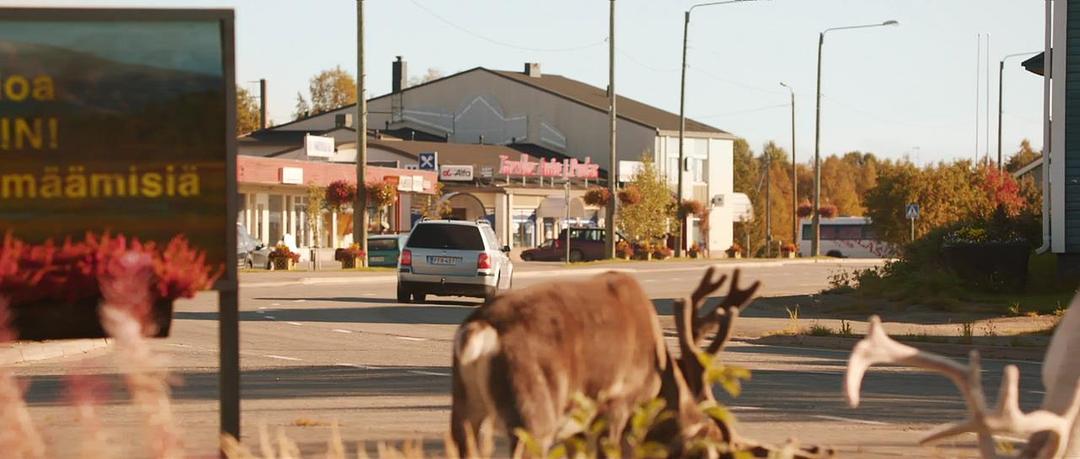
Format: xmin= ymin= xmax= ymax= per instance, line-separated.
xmin=270 ymin=59 xmax=740 ymax=255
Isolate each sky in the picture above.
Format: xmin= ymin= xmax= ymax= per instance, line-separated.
xmin=2 ymin=0 xmax=1048 ymax=165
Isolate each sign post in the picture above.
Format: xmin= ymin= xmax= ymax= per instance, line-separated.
xmin=905 ymin=203 xmax=920 ymax=242
xmin=565 ymin=180 xmax=572 ymax=264
xmin=0 ymin=7 xmax=239 ymax=443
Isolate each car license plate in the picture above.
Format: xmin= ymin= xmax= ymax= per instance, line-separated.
xmin=428 ymin=256 xmax=460 ymax=265
xmin=371 ymin=256 xmax=385 ymax=262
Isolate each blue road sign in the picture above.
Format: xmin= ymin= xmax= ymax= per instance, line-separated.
xmin=418 ymin=152 xmax=438 ymax=171
xmin=905 ymin=203 xmax=920 ymax=220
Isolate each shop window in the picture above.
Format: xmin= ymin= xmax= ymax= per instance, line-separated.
xmin=512 ymin=210 xmax=536 ymax=248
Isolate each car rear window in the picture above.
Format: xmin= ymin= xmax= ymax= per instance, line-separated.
xmin=407 ymin=224 xmax=485 ymax=250
xmin=368 ymin=238 xmax=399 ymax=251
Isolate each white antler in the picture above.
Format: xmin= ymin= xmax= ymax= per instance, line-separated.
xmin=845 ymin=315 xmax=1080 ymax=459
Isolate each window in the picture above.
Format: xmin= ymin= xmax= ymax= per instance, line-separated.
xmin=692 ymin=158 xmax=706 ymax=183
xmin=368 ymin=238 xmax=399 ymax=251
xmin=802 ymin=224 xmax=871 ymax=241
xmin=406 ymin=224 xmax=485 ymax=250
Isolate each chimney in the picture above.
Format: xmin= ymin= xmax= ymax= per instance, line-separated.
xmin=393 ymin=56 xmax=408 ymax=93
xmin=524 ymin=62 xmax=541 ymax=78
xmin=334 ymin=113 xmax=353 ymax=128
xmin=259 ymin=79 xmax=269 ymax=129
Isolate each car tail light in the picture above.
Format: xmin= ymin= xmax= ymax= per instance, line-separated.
xmin=477 ymin=253 xmax=492 ymax=269
xmin=555 ymin=239 xmax=562 ymax=249
xmin=400 ymin=249 xmax=412 ymax=266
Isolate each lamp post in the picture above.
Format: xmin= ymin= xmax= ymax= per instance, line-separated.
xmin=812 ymin=20 xmax=898 ymax=257
xmin=780 ymin=82 xmax=796 ymax=253
xmin=997 ymin=51 xmax=1039 ymax=170
xmin=354 ymin=0 xmax=369 ymax=266
xmin=678 ymin=0 xmax=764 ymax=258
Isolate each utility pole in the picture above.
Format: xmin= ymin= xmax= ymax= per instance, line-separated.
xmin=781 ymin=82 xmax=796 ymax=254
xmin=676 ymin=10 xmax=690 ymax=259
xmin=605 ymin=0 xmax=618 ymax=259
xmin=998 ymin=51 xmax=1040 ymax=170
xmin=354 ymin=0 xmax=369 ymax=266
xmin=764 ymin=150 xmax=771 ymax=257
xmin=259 ymin=79 xmax=268 ymax=130
xmin=812 ymin=32 xmax=823 ymax=258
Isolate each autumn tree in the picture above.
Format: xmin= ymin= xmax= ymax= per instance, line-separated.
xmin=408 ymin=68 xmax=445 ymax=87
xmin=617 ymin=157 xmax=674 ymax=243
xmin=236 ymin=86 xmax=260 ymax=136
xmin=292 ymin=66 xmax=357 ymax=120
xmin=1005 ymin=139 xmax=1041 ymax=173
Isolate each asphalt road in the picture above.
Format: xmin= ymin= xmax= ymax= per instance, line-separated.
xmin=10 ymin=259 xmax=1046 ymax=458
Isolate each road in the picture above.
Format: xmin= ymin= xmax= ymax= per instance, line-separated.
xmin=11 ymin=259 xmax=1045 ymax=458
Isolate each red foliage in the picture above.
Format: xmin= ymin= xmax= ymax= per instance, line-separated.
xmin=818 ymin=204 xmax=838 ymax=219
xmin=583 ymin=187 xmax=612 ymax=207
xmin=618 ymin=186 xmax=642 ymax=206
xmin=268 ymin=244 xmax=301 ymax=263
xmin=0 ymin=233 xmax=219 ymax=307
xmin=797 ymin=201 xmax=813 ymax=218
xmin=980 ymin=165 xmax=1025 ymax=216
xmin=678 ymin=200 xmax=706 ymax=219
xmin=325 ymin=180 xmax=357 ymax=210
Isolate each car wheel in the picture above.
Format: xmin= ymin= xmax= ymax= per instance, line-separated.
xmin=826 ymin=250 xmax=844 ymax=258
xmin=521 ymin=253 xmax=533 ymax=262
xmin=484 ymin=284 xmax=499 ymax=303
xmin=569 ymin=250 xmax=584 ymax=263
xmin=411 ymin=292 xmax=427 ymax=303
xmin=396 ymin=284 xmax=411 ymax=303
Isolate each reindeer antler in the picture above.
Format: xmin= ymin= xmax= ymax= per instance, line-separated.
xmin=846 ymin=316 xmax=1080 ymax=459
xmin=674 ymin=268 xmax=761 ymax=401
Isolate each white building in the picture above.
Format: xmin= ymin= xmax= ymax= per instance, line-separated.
xmin=266 ymin=60 xmax=739 ymax=254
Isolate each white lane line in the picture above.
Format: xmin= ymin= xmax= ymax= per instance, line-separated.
xmin=286 ymin=321 xmax=303 ymax=326
xmin=335 ymin=363 xmax=369 ymax=369
xmin=396 ymin=336 xmax=427 ymax=342
xmin=264 ymin=355 xmax=302 ymax=362
xmin=332 ymin=329 xmax=353 ymax=334
xmin=810 ymin=415 xmax=889 ymax=426
xmin=409 ymin=370 xmax=451 ymax=377
xmin=263 ymin=315 xmax=277 ymax=320
xmin=362 ymin=293 xmax=377 ymax=297
xmin=256 ymin=310 xmax=266 ymax=314
xmin=271 ymin=303 xmax=280 ymax=306
xmin=729 ymin=406 xmax=764 ymax=411
xmin=293 ymin=299 xmax=306 ymax=303
xmin=1030 ymin=390 xmax=1046 ymax=395
xmin=166 ymin=343 xmax=191 ymax=348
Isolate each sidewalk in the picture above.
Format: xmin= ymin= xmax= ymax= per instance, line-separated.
xmin=0 ymin=338 xmax=111 ymax=366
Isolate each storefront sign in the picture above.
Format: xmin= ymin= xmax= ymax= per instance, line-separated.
xmin=480 ymin=166 xmax=495 ymax=178
xmin=0 ymin=9 xmax=234 ymax=271
xmin=440 ymin=165 xmax=474 ymax=182
xmin=498 ymin=154 xmax=600 ymax=179
xmin=418 ymin=152 xmax=438 ymax=171
xmin=398 ymin=176 xmax=414 ymax=192
xmin=304 ymin=134 xmax=334 ymax=158
xmin=280 ymin=167 xmax=303 ymax=184
xmin=413 ymin=176 xmax=426 ymax=192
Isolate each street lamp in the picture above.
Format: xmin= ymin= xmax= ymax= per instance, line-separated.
xmin=811 ymin=20 xmax=898 ymax=257
xmin=677 ymin=0 xmax=765 ymax=258
xmin=997 ymin=51 xmax=1039 ymax=170
xmin=780 ymin=82 xmax=796 ymax=254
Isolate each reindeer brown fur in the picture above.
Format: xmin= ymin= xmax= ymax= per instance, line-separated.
xmin=450 ymin=267 xmax=833 ymax=458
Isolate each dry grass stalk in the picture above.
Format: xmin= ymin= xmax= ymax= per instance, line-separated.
xmin=0 ymin=297 xmax=46 ymax=459
xmin=98 ymin=251 xmax=183 ymax=459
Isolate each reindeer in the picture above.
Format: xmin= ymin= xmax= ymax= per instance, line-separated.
xmin=845 ymin=301 xmax=1080 ymax=458
xmin=450 ymin=267 xmax=831 ymax=458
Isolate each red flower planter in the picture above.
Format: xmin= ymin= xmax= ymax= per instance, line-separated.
xmin=11 ymin=298 xmax=174 ymax=340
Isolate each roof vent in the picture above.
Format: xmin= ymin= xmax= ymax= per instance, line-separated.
xmin=524 ymin=62 xmax=542 ymax=78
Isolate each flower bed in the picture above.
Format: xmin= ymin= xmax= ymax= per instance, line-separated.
xmin=269 ymin=244 xmax=300 ymax=271
xmin=337 ymin=243 xmax=366 ymax=269
xmin=0 ymin=233 xmax=219 ymax=339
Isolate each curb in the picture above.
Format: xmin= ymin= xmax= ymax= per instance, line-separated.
xmin=0 ymin=338 xmax=112 ymax=366
xmin=747 ymin=334 xmax=1046 ymax=362
xmin=240 ymin=258 xmax=888 ymax=289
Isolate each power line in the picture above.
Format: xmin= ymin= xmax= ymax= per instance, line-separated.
xmin=409 ymin=0 xmax=606 ymax=53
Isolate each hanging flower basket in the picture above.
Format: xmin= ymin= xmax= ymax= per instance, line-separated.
xmin=366 ymin=181 xmax=398 ymax=208
xmin=325 ymin=180 xmax=357 ymax=211
xmin=618 ymin=186 xmax=642 ymax=206
xmin=583 ymin=187 xmax=612 ymax=207
xmin=0 ymin=233 xmax=218 ymax=340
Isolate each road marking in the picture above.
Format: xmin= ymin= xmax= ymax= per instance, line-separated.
xmin=286 ymin=321 xmax=303 ymax=326
xmin=271 ymin=303 xmax=280 ymax=306
xmin=1030 ymin=390 xmax=1046 ymax=395
xmin=293 ymin=299 xmax=306 ymax=303
xmin=264 ymin=355 xmax=302 ymax=362
xmin=729 ymin=406 xmax=764 ymax=411
xmin=332 ymin=329 xmax=353 ymax=334
xmin=335 ymin=363 xmax=368 ymax=369
xmin=409 ymin=370 xmax=450 ymax=377
xmin=362 ymin=293 xmax=377 ymax=297
xmin=811 ymin=415 xmax=889 ymax=426
xmin=256 ymin=310 xmax=266 ymax=314
xmin=263 ymin=315 xmax=276 ymax=320
xmin=166 ymin=343 xmax=191 ymax=348
xmin=396 ymin=336 xmax=427 ymax=342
